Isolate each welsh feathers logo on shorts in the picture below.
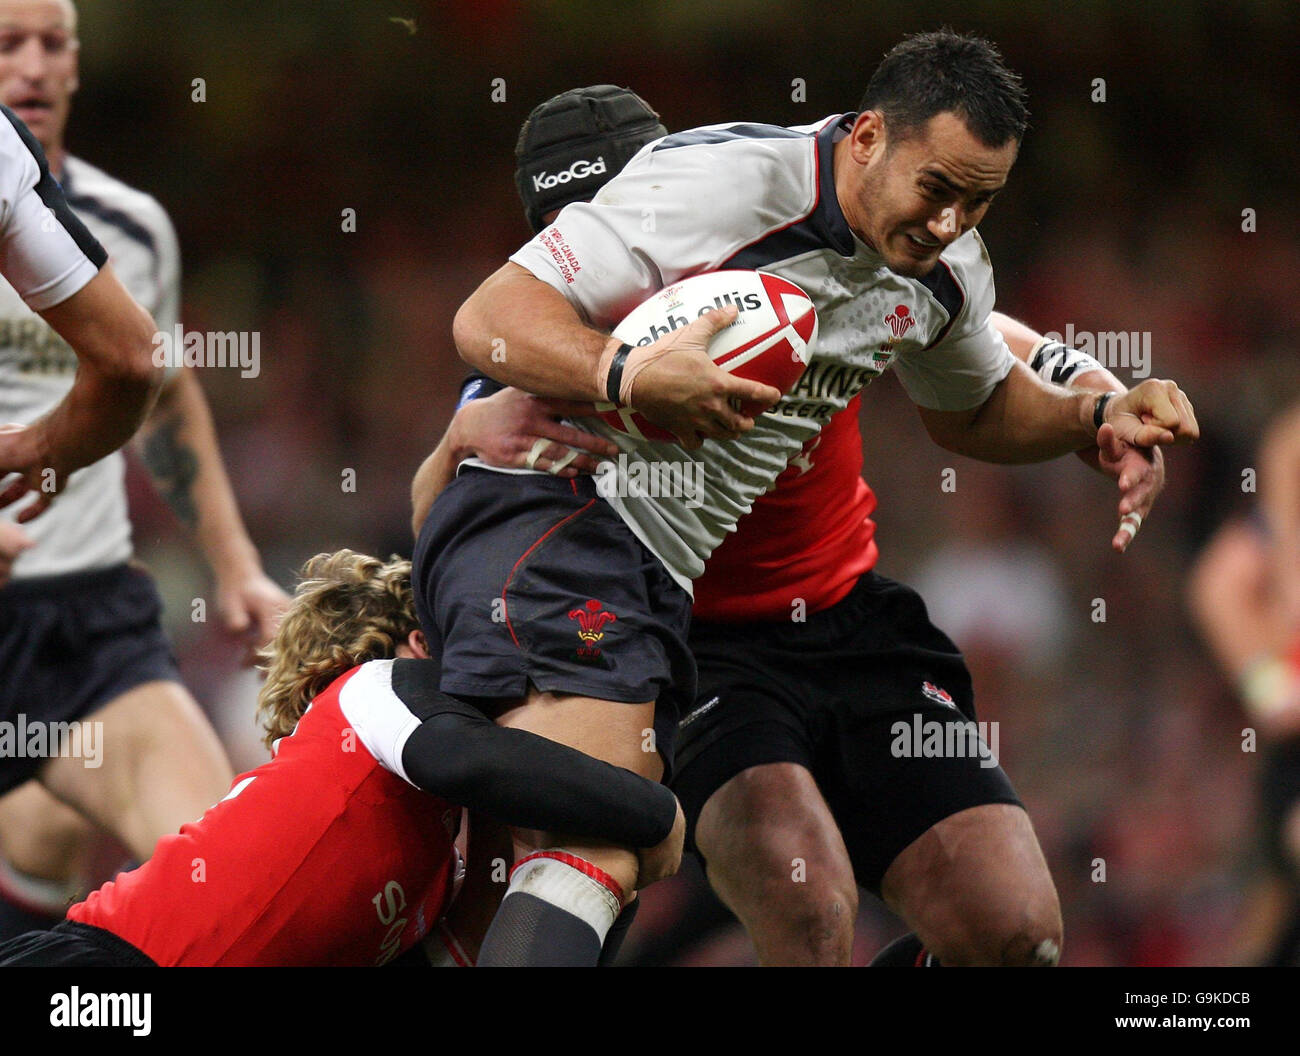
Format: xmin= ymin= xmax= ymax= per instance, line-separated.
xmin=568 ymin=599 xmax=617 ymax=660
xmin=921 ymin=681 xmax=958 ymax=709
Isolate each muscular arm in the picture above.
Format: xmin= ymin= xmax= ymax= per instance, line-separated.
xmin=918 ymin=340 xmax=1197 ymax=466
xmin=400 ymin=700 xmax=680 ymax=850
xmin=454 ymin=263 xmax=611 ymax=401
xmin=410 ymin=436 xmax=463 ymax=538
xmin=454 ymin=264 xmax=776 ymax=448
xmin=993 ymin=311 xmax=1171 ymax=551
xmin=138 ymin=367 xmax=287 ymax=651
xmin=996 ymin=310 xmax=1132 ymax=474
xmin=917 ymin=357 xmax=1105 ymax=463
xmin=410 ymin=383 xmax=618 ymax=537
xmin=993 ymin=310 xmax=1126 ymax=403
xmin=0 ymin=265 xmax=163 ymax=518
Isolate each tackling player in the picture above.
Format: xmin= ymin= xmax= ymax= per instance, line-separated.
xmin=0 ymin=549 xmax=684 ymax=966
xmin=0 ymin=0 xmax=285 ymax=937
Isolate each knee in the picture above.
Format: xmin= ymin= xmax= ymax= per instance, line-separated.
xmin=780 ymin=872 xmax=859 ymax=962
xmin=694 ymin=763 xmax=859 ymax=965
xmin=995 ymin=900 xmax=1064 ymax=966
xmin=708 ymin=848 xmax=858 ymax=965
xmin=933 ymin=890 xmax=1063 ymax=967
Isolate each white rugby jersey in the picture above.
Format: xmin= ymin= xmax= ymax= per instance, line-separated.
xmin=510 ymin=114 xmax=1015 ymax=590
xmin=0 ymin=129 xmax=179 ymax=578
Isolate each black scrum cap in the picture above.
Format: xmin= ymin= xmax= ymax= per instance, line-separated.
xmin=515 ymin=84 xmax=666 ymax=233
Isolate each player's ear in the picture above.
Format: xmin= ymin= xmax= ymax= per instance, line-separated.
xmin=850 ymin=110 xmax=887 ymax=165
xmin=408 ymin=629 xmax=430 ymax=660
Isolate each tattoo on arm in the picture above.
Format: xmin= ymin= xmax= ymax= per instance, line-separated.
xmin=142 ymin=415 xmax=200 ymax=527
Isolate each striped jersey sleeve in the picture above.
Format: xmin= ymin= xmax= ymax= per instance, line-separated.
xmin=0 ymin=105 xmax=105 ymax=311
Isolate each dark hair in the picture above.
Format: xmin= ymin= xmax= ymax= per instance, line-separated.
xmin=859 ymin=30 xmax=1029 ymax=147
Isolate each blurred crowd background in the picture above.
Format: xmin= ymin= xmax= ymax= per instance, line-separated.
xmin=66 ymin=0 xmax=1299 ymax=964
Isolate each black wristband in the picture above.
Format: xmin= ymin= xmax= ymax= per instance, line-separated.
xmin=605 ymin=343 xmax=633 ymax=405
xmin=457 ymin=370 xmax=505 ymax=411
xmin=1093 ymin=391 xmax=1115 ymax=432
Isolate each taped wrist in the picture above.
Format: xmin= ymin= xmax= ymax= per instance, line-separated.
xmin=595 ymin=340 xmax=674 ymax=406
xmin=1029 ymin=338 xmax=1105 ymax=386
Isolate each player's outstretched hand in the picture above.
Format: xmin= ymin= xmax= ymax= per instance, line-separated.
xmin=1097 ymin=424 xmax=1165 ymax=553
xmin=621 ymin=307 xmax=782 ymax=450
xmin=1103 ymin=379 xmax=1200 ymax=448
xmin=459 ymin=387 xmax=619 ymax=477
xmin=635 ymin=798 xmax=686 ymax=889
xmin=218 ymin=570 xmax=291 ymax=666
xmin=0 ymin=422 xmax=65 ymax=522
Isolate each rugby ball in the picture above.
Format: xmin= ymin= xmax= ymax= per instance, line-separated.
xmin=595 ymin=269 xmax=817 ymax=441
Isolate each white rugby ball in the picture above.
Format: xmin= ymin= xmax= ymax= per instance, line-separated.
xmin=595 ymin=269 xmax=817 ymax=441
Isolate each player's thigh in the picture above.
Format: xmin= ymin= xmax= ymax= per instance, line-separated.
xmin=494 ymin=689 xmax=661 ymax=778
xmin=416 ymin=470 xmax=694 ymax=894
xmin=496 ymin=688 xmax=659 ymax=894
xmin=821 ymin=703 xmax=1053 ymax=962
xmin=39 ymin=679 xmax=232 ymax=854
xmin=673 ymin=622 xmax=858 ymax=958
xmin=882 ymin=803 xmax=1062 ymax=966
xmin=0 ymin=782 xmax=100 ymax=878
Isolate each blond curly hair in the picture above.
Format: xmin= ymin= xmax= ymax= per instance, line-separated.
xmin=256 ymin=550 xmax=420 ymax=748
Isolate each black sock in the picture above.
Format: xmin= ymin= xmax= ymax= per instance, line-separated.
xmin=477 ymin=893 xmax=603 ymax=966
xmin=476 ymin=853 xmax=620 ymax=967
xmin=870 ymin=932 xmax=941 ymax=966
xmin=598 ymin=898 xmax=641 ymax=967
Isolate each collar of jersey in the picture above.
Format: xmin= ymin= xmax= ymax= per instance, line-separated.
xmin=816 ymin=115 xmax=860 ymax=259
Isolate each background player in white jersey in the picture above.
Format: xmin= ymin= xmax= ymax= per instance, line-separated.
xmin=0 ymin=0 xmax=286 ymax=935
xmin=0 ymin=10 xmax=159 ymax=523
xmin=439 ymin=32 xmax=1196 ymax=964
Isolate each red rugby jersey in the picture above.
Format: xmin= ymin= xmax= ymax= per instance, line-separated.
xmin=693 ymin=397 xmax=877 ymax=622
xmin=68 ymin=665 xmax=458 ymax=967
